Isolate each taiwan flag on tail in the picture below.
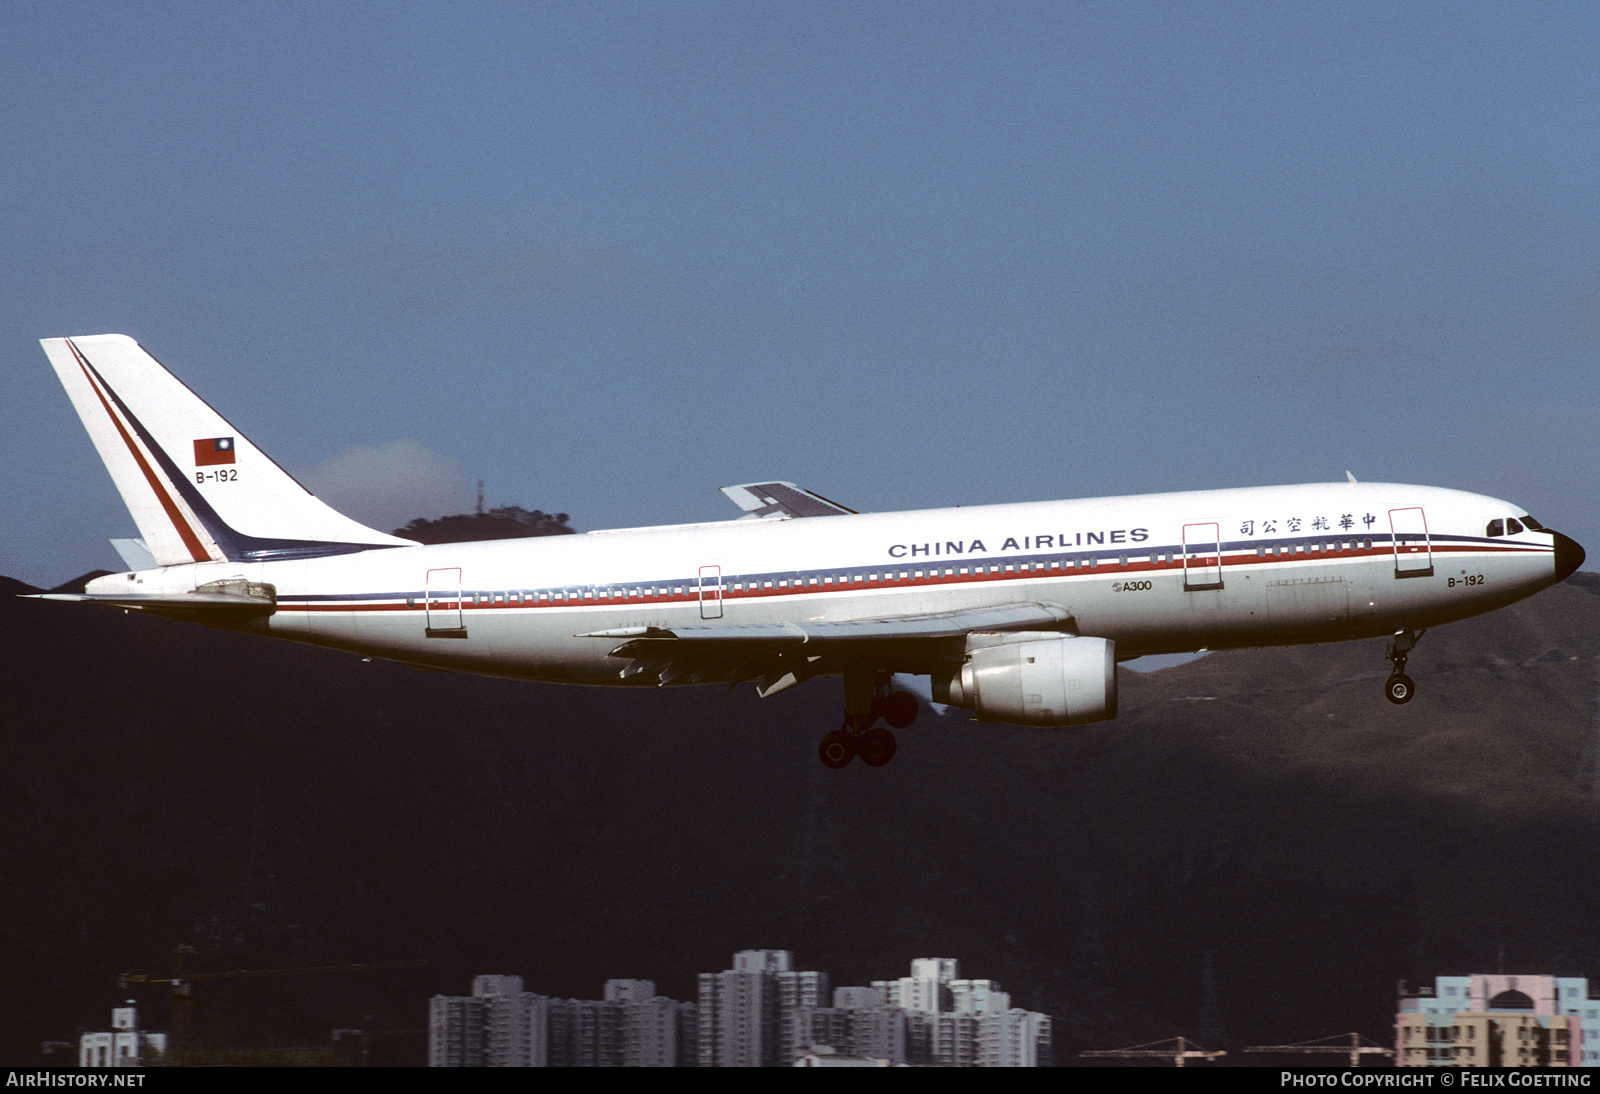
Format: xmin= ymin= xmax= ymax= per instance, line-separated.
xmin=194 ymin=437 xmax=236 ymax=466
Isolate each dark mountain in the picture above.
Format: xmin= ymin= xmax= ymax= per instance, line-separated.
xmin=2 ymin=574 xmax=1598 ymax=1064
xmin=393 ymin=506 xmax=573 ymax=545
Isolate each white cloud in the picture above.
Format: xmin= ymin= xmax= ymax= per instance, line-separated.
xmin=298 ymin=440 xmax=474 ymax=533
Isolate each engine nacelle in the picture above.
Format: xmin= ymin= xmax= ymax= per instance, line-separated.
xmin=932 ymin=633 xmax=1117 ymax=727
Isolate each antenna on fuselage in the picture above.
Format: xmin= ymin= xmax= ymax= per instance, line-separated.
xmin=1345 ymin=471 xmax=1358 ymax=483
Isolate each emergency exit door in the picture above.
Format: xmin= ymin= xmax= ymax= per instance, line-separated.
xmin=1183 ymin=523 xmax=1224 ymax=590
xmin=1389 ymin=507 xmax=1433 ymax=578
xmin=698 ymin=565 xmax=724 ymax=619
xmin=425 ymin=567 xmax=467 ymax=636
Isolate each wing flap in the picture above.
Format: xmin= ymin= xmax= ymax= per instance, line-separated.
xmin=584 ymin=601 xmax=1071 ymax=649
xmin=586 ymin=601 xmax=1073 ymax=689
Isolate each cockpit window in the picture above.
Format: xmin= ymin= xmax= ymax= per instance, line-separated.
xmin=1506 ymin=518 xmax=1525 ymax=535
xmin=1521 ymin=515 xmax=1545 ymax=531
xmin=1486 ymin=519 xmax=1504 ymax=537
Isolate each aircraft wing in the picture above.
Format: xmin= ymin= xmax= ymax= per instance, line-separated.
xmin=581 ymin=601 xmax=1072 ymax=696
xmin=719 ymin=481 xmax=856 ymax=519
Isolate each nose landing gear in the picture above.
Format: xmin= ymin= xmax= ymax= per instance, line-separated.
xmin=1384 ymin=629 xmax=1423 ymax=705
xmin=817 ymin=673 xmax=918 ymax=768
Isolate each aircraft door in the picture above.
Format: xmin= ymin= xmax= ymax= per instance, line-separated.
xmin=425 ymin=567 xmax=466 ymax=636
xmin=1389 ymin=507 xmax=1433 ymax=578
xmin=1182 ymin=523 xmax=1224 ymax=590
xmin=699 ymin=564 xmax=724 ymax=619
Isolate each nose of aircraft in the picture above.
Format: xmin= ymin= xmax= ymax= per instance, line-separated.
xmin=1554 ymin=531 xmax=1587 ymax=582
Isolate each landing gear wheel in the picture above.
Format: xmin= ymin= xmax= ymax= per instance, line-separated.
xmin=818 ymin=729 xmax=856 ymax=769
xmin=881 ymin=690 xmax=919 ymax=730
xmin=858 ymin=726 xmax=898 ymax=768
xmin=1382 ymin=630 xmax=1423 ymax=707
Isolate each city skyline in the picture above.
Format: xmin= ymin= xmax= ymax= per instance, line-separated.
xmin=430 ymin=950 xmax=1051 ymax=1066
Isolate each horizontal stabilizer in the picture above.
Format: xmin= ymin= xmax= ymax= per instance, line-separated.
xmin=27 ymin=578 xmax=278 ymax=622
xmin=719 ymin=481 xmax=855 ymax=520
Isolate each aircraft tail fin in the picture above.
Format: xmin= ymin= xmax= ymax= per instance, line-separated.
xmin=41 ymin=334 xmax=414 ymax=567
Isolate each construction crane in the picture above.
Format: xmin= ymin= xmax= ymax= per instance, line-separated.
xmin=1242 ymin=1033 xmax=1394 ymax=1067
xmin=1080 ymin=1036 xmax=1226 ymax=1066
xmin=118 ymin=945 xmax=428 ymax=991
xmin=118 ymin=944 xmax=427 ymax=1053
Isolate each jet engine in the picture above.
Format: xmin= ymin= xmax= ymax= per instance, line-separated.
xmin=932 ymin=633 xmax=1117 ymax=727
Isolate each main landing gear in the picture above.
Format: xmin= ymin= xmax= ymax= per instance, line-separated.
xmin=1384 ymin=629 xmax=1424 ymax=705
xmin=818 ymin=674 xmax=919 ymax=769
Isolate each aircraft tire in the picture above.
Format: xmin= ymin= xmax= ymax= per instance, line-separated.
xmin=819 ymin=730 xmax=856 ymax=769
xmin=882 ymin=690 xmax=919 ymax=729
xmin=858 ymin=726 xmax=898 ymax=768
xmin=1385 ymin=673 xmax=1415 ymax=705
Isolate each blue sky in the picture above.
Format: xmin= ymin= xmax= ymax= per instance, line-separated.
xmin=4 ymin=2 xmax=1597 ymax=586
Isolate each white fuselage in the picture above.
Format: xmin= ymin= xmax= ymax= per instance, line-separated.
xmin=92 ymin=481 xmax=1564 ymax=685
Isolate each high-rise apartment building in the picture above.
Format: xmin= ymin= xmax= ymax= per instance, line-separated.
xmin=428 ymin=993 xmax=487 ymax=1067
xmin=845 ymin=959 xmax=1051 ymax=1066
xmin=431 ymin=975 xmax=693 ymax=1066
xmin=697 ymin=949 xmax=829 ymax=1066
xmin=79 ymin=1003 xmax=167 ymax=1068
xmin=978 ymin=1007 xmax=1052 ymax=1067
xmin=1397 ymin=974 xmax=1600 ymax=1067
xmin=874 ymin=956 xmax=956 ymax=1014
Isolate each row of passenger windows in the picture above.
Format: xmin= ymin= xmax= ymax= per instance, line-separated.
xmin=436 ymin=563 xmax=1107 ymax=603
xmin=428 ymin=543 xmax=1377 ymax=605
xmin=1258 ymin=539 xmax=1372 ymax=556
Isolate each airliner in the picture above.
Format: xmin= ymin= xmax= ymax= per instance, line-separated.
xmin=34 ymin=334 xmax=1586 ymax=769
